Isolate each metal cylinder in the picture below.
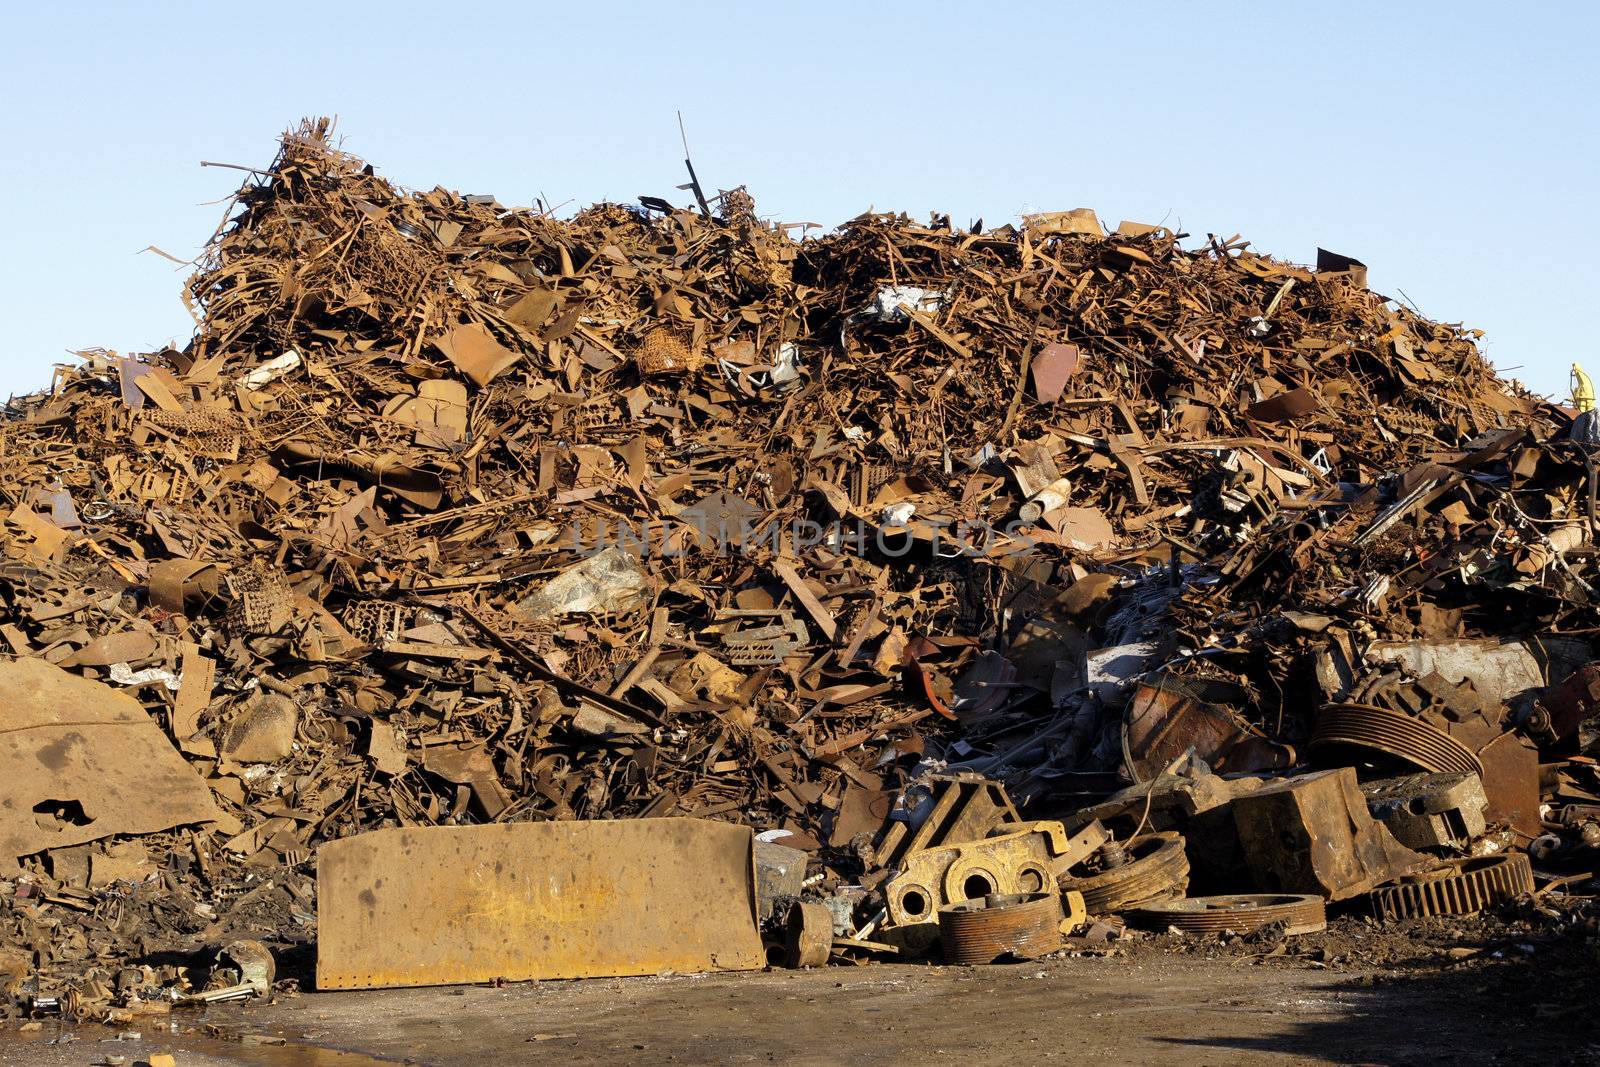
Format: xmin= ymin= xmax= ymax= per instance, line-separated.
xmin=938 ymin=892 xmax=1064 ymax=965
xmin=785 ymin=901 xmax=833 ymax=968
xmin=1018 ymin=477 xmax=1073 ymax=524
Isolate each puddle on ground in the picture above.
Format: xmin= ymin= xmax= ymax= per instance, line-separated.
xmin=0 ymin=1017 xmax=401 ymax=1066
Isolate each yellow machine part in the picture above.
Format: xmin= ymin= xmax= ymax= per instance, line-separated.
xmin=1573 ymin=362 xmax=1594 ymax=413
xmin=883 ymin=819 xmax=1107 ymax=928
xmin=1060 ymin=889 xmax=1088 ymax=934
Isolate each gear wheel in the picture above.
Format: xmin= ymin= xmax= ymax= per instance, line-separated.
xmin=1131 ymin=893 xmax=1327 ymax=936
xmin=1057 ymin=832 xmax=1189 ymax=913
xmin=1366 ymin=853 xmax=1534 ymax=921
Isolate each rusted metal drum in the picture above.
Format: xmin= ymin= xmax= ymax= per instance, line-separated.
xmin=785 ymin=901 xmax=834 ymax=968
xmin=938 ymin=892 xmax=1064 ymax=964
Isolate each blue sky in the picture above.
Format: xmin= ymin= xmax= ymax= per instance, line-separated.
xmin=1 ymin=1 xmax=1594 ymax=399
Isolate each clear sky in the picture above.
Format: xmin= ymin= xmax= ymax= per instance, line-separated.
xmin=2 ymin=1 xmax=1594 ymax=400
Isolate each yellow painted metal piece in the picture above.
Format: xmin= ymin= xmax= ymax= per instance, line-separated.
xmin=883 ymin=820 xmax=1106 ymax=929
xmin=1059 ymin=889 xmax=1088 ymax=934
xmin=316 ymin=818 xmax=764 ymax=990
xmin=874 ymin=774 xmax=1021 ymax=870
xmin=1573 ymin=363 xmax=1595 ymax=413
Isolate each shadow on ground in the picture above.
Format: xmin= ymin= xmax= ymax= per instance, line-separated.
xmin=1157 ymin=930 xmax=1600 ymax=1065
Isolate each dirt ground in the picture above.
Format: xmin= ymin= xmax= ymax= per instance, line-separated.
xmin=3 ymin=914 xmax=1597 ymax=1067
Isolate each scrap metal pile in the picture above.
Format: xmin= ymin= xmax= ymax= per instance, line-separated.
xmin=4 ymin=118 xmax=1600 ymax=1011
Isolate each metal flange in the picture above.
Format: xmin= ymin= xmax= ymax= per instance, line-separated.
xmin=1130 ymin=893 xmax=1327 ymax=936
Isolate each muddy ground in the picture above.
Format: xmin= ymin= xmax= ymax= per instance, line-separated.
xmin=2 ymin=914 xmax=1596 ymax=1066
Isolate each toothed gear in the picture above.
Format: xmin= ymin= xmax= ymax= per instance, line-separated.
xmin=1367 ymin=853 xmax=1534 ymax=920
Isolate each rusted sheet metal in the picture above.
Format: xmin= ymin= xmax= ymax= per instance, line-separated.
xmin=316 ymin=818 xmax=764 ymax=989
xmin=1474 ymin=731 xmax=1541 ymax=838
xmin=0 ymin=658 xmax=223 ymax=872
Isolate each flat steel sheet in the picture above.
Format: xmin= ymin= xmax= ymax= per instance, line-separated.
xmin=316 ymin=818 xmax=763 ymax=989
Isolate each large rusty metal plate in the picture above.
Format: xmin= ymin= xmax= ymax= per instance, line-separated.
xmin=316 ymin=818 xmax=763 ymax=989
xmin=0 ymin=657 xmax=223 ymax=872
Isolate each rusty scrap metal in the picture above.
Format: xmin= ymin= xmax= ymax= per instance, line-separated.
xmin=5 ymin=114 xmax=1600 ymax=1005
xmin=1231 ymin=768 xmax=1430 ymax=901
xmin=1123 ymin=675 xmax=1295 ymax=781
xmin=784 ymin=900 xmax=834 ymax=968
xmin=937 ymin=892 xmax=1067 ymax=964
xmin=876 ymin=773 xmax=1024 ymax=871
xmin=1057 ymin=832 xmax=1191 ymax=914
xmin=1361 ymin=772 xmax=1489 ymax=851
xmin=1130 ymin=894 xmax=1327 ymax=937
xmin=1366 ymin=853 xmax=1536 ymax=921
xmin=884 ymin=821 xmax=1102 ymax=929
xmin=1524 ymin=662 xmax=1600 ymax=751
xmin=710 ymin=608 xmax=809 ymax=666
xmin=0 ymin=658 xmax=223 ymax=872
xmin=1310 ymin=704 xmax=1485 ymax=777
